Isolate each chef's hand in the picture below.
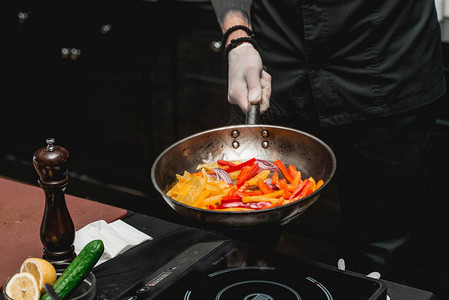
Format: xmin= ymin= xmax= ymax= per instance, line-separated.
xmin=227 ymin=43 xmax=271 ymax=114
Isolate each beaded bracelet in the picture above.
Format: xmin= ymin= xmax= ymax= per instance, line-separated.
xmin=223 ymin=37 xmax=259 ymax=59
xmin=221 ymin=25 xmax=254 ymax=50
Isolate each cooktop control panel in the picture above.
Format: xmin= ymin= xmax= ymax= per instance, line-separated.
xmin=118 ymin=241 xmax=225 ymax=299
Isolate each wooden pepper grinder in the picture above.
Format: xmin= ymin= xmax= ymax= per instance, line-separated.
xmin=33 ymin=138 xmax=76 ymax=266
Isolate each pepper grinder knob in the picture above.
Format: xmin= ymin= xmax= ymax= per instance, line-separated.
xmin=33 ymin=138 xmax=76 ymax=266
xmin=33 ymin=138 xmax=69 ymax=185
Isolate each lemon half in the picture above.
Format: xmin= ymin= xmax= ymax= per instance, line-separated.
xmin=5 ymin=272 xmax=40 ymax=300
xmin=19 ymin=258 xmax=57 ymax=293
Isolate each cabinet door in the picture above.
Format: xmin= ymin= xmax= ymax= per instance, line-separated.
xmin=7 ymin=2 xmax=158 ymax=191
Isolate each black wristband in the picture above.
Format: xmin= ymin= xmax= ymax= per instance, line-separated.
xmin=223 ymin=37 xmax=259 ymax=59
xmin=221 ymin=25 xmax=253 ymax=50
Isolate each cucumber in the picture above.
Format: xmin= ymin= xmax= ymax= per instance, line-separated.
xmin=41 ymin=239 xmax=104 ymax=300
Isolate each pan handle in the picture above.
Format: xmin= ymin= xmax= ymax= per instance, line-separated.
xmin=245 ymin=103 xmax=260 ymax=125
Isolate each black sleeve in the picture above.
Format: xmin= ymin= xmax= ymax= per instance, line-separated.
xmin=210 ymin=0 xmax=252 ymax=26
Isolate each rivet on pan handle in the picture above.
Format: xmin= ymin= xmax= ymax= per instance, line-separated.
xmin=245 ymin=103 xmax=260 ymax=125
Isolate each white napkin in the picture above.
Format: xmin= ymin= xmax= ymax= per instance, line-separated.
xmin=74 ymin=219 xmax=152 ymax=266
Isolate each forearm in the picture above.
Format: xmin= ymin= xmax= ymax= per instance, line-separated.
xmin=211 ymin=0 xmax=252 ymax=46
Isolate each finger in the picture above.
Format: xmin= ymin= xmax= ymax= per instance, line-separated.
xmin=259 ymin=70 xmax=272 ymax=114
xmin=228 ymin=76 xmax=250 ymax=113
xmin=245 ymin=67 xmax=263 ymax=105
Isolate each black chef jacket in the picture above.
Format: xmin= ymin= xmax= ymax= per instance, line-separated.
xmin=250 ymin=0 xmax=446 ymax=127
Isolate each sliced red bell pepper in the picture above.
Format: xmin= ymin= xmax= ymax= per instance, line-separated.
xmin=227 ymin=186 xmax=237 ymax=195
xmin=277 ymin=178 xmax=290 ymax=199
xmin=215 ymin=202 xmax=245 ymax=209
xmin=245 ymin=201 xmax=272 ymax=209
xmin=298 ymin=180 xmax=314 ymax=199
xmin=221 ymin=194 xmax=242 ymax=203
xmin=271 ymin=171 xmax=279 ymax=185
xmin=257 ymin=178 xmax=274 ymax=194
xmin=288 ymin=171 xmax=302 ymax=191
xmin=289 ymin=179 xmax=309 ymax=200
xmin=236 ymin=165 xmax=251 ymax=186
xmin=217 ymin=160 xmax=237 ymax=167
xmin=237 ymin=190 xmax=263 ymax=197
xmin=216 ymin=201 xmax=272 ymax=210
xmin=237 ymin=182 xmax=250 ymax=192
xmin=225 ymin=158 xmax=257 ymax=173
xmin=236 ymin=163 xmax=260 ymax=187
xmin=273 ymin=160 xmax=294 ymax=183
xmin=288 ymin=165 xmax=298 ymax=178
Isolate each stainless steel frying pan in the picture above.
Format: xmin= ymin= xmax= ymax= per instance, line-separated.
xmin=151 ymin=105 xmax=336 ymax=229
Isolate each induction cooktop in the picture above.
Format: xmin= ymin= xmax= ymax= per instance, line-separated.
xmin=117 ymin=240 xmax=387 ymax=300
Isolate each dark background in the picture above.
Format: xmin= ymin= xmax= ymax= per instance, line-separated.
xmin=3 ymin=1 xmax=449 ymax=299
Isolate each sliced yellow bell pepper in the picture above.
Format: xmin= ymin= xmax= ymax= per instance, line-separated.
xmin=241 ymin=190 xmax=284 ymax=203
xmin=196 ymin=162 xmax=220 ymax=170
xmin=307 ymin=177 xmax=316 ymax=190
xmin=245 ymin=169 xmax=270 ymax=186
xmin=229 ymin=170 xmax=241 ymax=180
xmin=177 ymin=174 xmax=207 ymax=206
xmin=314 ymin=180 xmax=324 ymax=191
xmin=199 ymin=194 xmax=225 ymax=207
